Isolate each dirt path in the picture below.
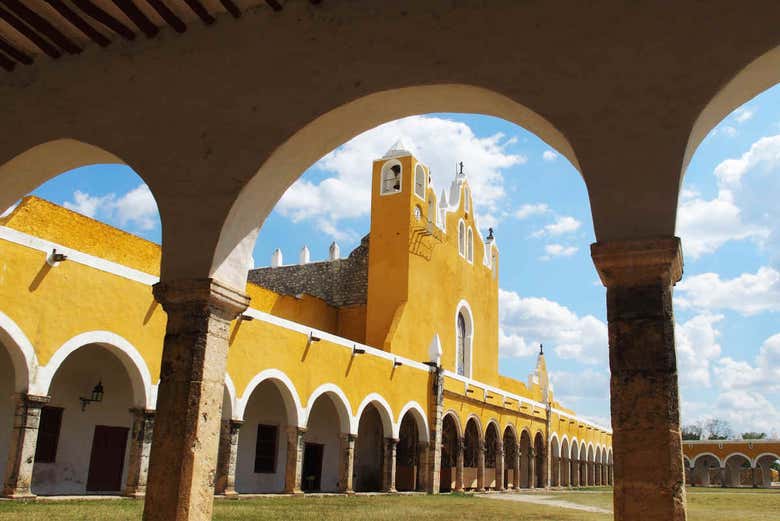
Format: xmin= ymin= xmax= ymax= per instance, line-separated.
xmin=477 ymin=492 xmax=613 ymax=514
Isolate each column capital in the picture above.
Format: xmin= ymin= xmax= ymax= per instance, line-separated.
xmin=152 ymin=278 xmax=250 ymax=320
xmin=17 ymin=393 xmax=50 ymax=407
xmin=129 ymin=407 xmax=156 ymax=417
xmin=591 ymin=237 xmax=683 ymax=288
xmin=286 ymin=425 xmax=306 ymax=435
xmin=385 ymin=437 xmax=400 ymax=446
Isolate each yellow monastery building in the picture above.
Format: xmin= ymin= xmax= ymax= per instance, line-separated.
xmin=0 ymin=143 xmax=614 ymax=498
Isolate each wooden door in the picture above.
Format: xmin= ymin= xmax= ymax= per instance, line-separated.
xmin=86 ymin=425 xmax=129 ymax=492
xmin=302 ymin=443 xmax=323 ymax=492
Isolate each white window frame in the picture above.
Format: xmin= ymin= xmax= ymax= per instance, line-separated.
xmin=458 ymin=220 xmax=465 ymax=256
xmin=414 ymin=164 xmax=426 ymax=200
xmin=454 ymin=301 xmax=474 ymax=378
xmin=466 ymin=227 xmax=474 ymax=263
xmin=380 ymin=160 xmax=403 ymax=196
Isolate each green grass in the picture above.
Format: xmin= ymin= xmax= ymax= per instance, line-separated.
xmin=0 ymin=488 xmax=777 ymax=521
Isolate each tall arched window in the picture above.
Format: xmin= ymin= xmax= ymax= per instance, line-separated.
xmin=456 ymin=312 xmax=467 ymax=376
xmin=380 ymin=161 xmax=402 ymax=195
xmin=464 ymin=186 xmax=471 ymax=213
xmin=466 ymin=227 xmax=474 ymax=263
xmin=414 ymin=164 xmax=426 ymax=199
xmin=458 ymin=220 xmax=465 ymax=256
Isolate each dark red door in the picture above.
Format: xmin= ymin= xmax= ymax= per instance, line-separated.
xmin=86 ymin=425 xmax=129 ymax=492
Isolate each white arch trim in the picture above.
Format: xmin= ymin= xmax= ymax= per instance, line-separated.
xmin=549 ymin=432 xmax=560 ymax=445
xmin=396 ymin=401 xmax=430 ymax=443
xmin=484 ymin=418 xmax=501 ymax=440
xmin=303 ymin=383 xmax=354 ymax=435
xmin=502 ymin=423 xmax=518 ymax=442
xmin=442 ymin=409 xmax=463 ymax=437
xmin=753 ymin=452 xmax=780 ymax=467
xmin=560 ymin=435 xmax=570 ymax=458
xmin=0 ymin=310 xmax=38 ymax=393
xmin=236 ymin=368 xmax=303 ymax=426
xmin=587 ymin=442 xmax=595 ymax=461
xmin=223 ymin=373 xmax=238 ymax=420
xmin=454 ymin=299 xmax=474 ymax=379
xmin=692 ymin=452 xmax=723 ymax=468
xmin=354 ymin=392 xmax=395 ymax=438
xmin=723 ymin=452 xmax=755 ymax=468
xmin=464 ymin=413 xmax=483 ymax=438
xmin=34 ymin=331 xmax=153 ymax=409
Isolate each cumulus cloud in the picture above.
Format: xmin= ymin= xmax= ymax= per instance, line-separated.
xmin=498 ymin=289 xmax=608 ymax=365
xmin=62 ymin=183 xmax=159 ymax=234
xmin=542 ymin=150 xmax=558 ymax=162
xmin=539 ymin=243 xmax=578 ymax=260
xmin=514 ymin=203 xmax=549 ymax=220
xmin=712 ymin=390 xmax=780 ymax=435
xmin=734 ymin=107 xmax=754 ymax=124
xmin=532 ymin=215 xmax=581 ymax=237
xmin=676 ymin=267 xmax=780 ymax=315
xmin=276 ymin=115 xmax=526 ymax=240
xmin=550 ymin=368 xmax=610 ymax=404
xmin=714 ymin=333 xmax=780 ymax=393
xmin=675 ymin=313 xmax=723 ymax=388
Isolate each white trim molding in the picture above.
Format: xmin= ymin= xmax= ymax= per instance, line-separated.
xmin=0 ymin=309 xmax=39 ymax=393
xmin=303 ymin=383 xmax=354 ymax=435
xmin=236 ymin=368 xmax=304 ymax=426
xmin=396 ymin=401 xmax=430 ymax=443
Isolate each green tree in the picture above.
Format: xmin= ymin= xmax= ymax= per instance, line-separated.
xmin=682 ymin=424 xmax=703 ymax=440
xmin=741 ymin=432 xmax=767 ymax=439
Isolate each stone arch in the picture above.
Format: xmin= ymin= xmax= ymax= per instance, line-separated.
xmin=223 ymin=374 xmax=237 ymax=420
xmin=560 ymin=436 xmax=570 ymax=487
xmin=236 ymin=369 xmax=303 ymax=427
xmin=595 ymin=446 xmax=603 ymax=486
xmin=753 ymin=452 xmax=780 ymax=468
xmin=586 ymin=443 xmax=595 ymax=486
xmin=0 ymin=310 xmax=38 ymax=394
xmin=534 ymin=430 xmax=546 ymax=488
xmin=439 ymin=411 xmax=461 ymax=492
xmin=463 ymin=416 xmax=482 ymax=489
xmin=570 ymin=439 xmax=580 ymax=487
xmin=353 ymin=399 xmax=391 ymax=492
xmin=550 ymin=434 xmax=561 ymax=486
xmin=210 ymin=84 xmax=580 ymax=289
xmin=303 ymin=383 xmax=353 ymax=435
xmin=692 ymin=452 xmax=723 ymax=468
xmin=354 ymin=393 xmax=395 ymax=438
xmin=484 ymin=420 xmax=500 ymax=489
xmin=692 ymin=453 xmax=723 ymax=487
xmin=519 ymin=428 xmax=533 ymax=488
xmin=724 ymin=452 xmax=753 ymax=487
xmin=395 ymin=401 xmax=430 ymax=443
xmin=502 ymin=424 xmax=519 ymax=489
xmin=754 ymin=453 xmax=780 ymax=488
xmin=37 ymin=331 xmax=152 ymax=409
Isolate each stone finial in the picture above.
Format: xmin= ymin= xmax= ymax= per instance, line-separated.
xmin=428 ymin=333 xmax=443 ymax=366
xmin=383 ymin=138 xmax=412 ymax=159
xmin=329 ymin=241 xmax=340 ymax=260
xmin=299 ymin=246 xmax=310 ymax=265
xmin=271 ymin=248 xmax=283 ymax=268
xmin=438 ymin=188 xmax=448 ymax=208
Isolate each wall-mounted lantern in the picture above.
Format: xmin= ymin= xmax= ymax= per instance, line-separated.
xmin=80 ymin=381 xmax=104 ymax=411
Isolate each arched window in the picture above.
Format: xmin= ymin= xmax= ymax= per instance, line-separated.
xmin=456 ymin=312 xmax=467 ymax=376
xmin=464 ymin=186 xmax=470 ymax=213
xmin=458 ymin=220 xmax=465 ymax=256
xmin=466 ymin=227 xmax=474 ymax=263
xmin=414 ymin=164 xmax=426 ymax=199
xmin=381 ymin=161 xmax=402 ymax=195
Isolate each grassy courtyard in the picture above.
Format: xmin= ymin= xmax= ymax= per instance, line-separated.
xmin=0 ymin=488 xmax=778 ymax=521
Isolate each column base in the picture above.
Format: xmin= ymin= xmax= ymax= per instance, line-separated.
xmin=124 ymin=490 xmax=146 ymax=499
xmin=3 ymin=491 xmax=36 ymax=500
xmin=221 ymin=490 xmax=240 ymax=500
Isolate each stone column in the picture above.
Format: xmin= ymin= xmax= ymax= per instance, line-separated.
xmin=455 ymin=437 xmax=465 ymax=492
xmin=3 ymin=394 xmax=49 ymax=499
xmin=719 ymin=467 xmax=727 ymax=488
xmin=125 ymin=408 xmax=156 ymax=498
xmin=215 ymin=419 xmax=242 ymax=497
xmin=476 ymin=439 xmax=486 ymax=492
xmin=528 ymin=447 xmax=536 ymax=489
xmin=338 ymin=433 xmax=356 ymax=493
xmin=142 ymin=279 xmax=250 ymax=521
xmin=427 ymin=367 xmax=444 ymax=494
xmin=592 ymin=238 xmax=686 ymax=521
xmin=571 ymin=458 xmax=579 ymax=487
xmin=284 ymin=426 xmax=306 ymax=494
xmin=512 ymin=442 xmax=520 ymax=490
xmin=495 ymin=442 xmax=504 ymax=491
xmin=383 ymin=437 xmax=398 ymax=493
xmin=752 ymin=466 xmax=760 ymax=488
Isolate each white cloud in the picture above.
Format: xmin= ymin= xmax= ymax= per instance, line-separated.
xmin=539 ymin=243 xmax=578 ymax=260
xmin=542 ymin=150 xmax=558 ymax=162
xmin=276 ymin=115 xmax=526 ymax=240
xmin=62 ymin=183 xmax=159 ymax=234
xmin=550 ymin=368 xmax=609 ymax=404
xmin=714 ymin=333 xmax=780 ymax=393
xmin=498 ymin=289 xmax=607 ymax=365
xmin=675 ymin=313 xmax=723 ymax=388
xmin=676 ymin=267 xmax=780 ymax=316
xmin=532 ymin=215 xmax=581 ymax=237
xmin=712 ymin=390 xmax=780 ymax=435
xmin=514 ymin=203 xmax=549 ymax=220
xmin=734 ymin=107 xmax=754 ymax=124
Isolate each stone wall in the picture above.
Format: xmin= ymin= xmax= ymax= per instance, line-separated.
xmin=248 ymin=237 xmax=369 ymax=308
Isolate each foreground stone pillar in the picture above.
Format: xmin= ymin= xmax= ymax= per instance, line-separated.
xmin=476 ymin=439 xmax=486 ymax=491
xmin=125 ymin=408 xmax=156 ymax=498
xmin=215 ymin=419 xmax=243 ymax=497
xmin=512 ymin=442 xmax=521 ymax=489
xmin=592 ymin=238 xmax=686 ymax=521
xmin=495 ymin=442 xmax=504 ymax=491
xmin=338 ymin=434 xmax=356 ymax=493
xmin=3 ymin=394 xmax=49 ymax=498
xmin=528 ymin=447 xmax=536 ymax=489
xmin=571 ymin=458 xmax=579 ymax=487
xmin=427 ymin=368 xmax=444 ymax=493
xmin=284 ymin=426 xmax=306 ymax=494
xmin=455 ymin=437 xmax=465 ymax=492
xmin=143 ymin=279 xmax=250 ymax=521
xmin=383 ymin=438 xmax=398 ymax=492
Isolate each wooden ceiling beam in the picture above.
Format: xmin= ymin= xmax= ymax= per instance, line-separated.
xmin=112 ymin=0 xmax=158 ymax=37
xmin=0 ymin=49 xmax=15 ymax=70
xmin=219 ymin=0 xmax=240 ymax=19
xmin=0 ymin=34 xmax=31 ymax=64
xmin=144 ymin=0 xmax=185 ymax=33
xmin=183 ymin=0 xmax=214 ymax=25
xmin=72 ymin=0 xmax=136 ymax=40
xmin=0 ymin=5 xmax=61 ymax=58
xmin=2 ymin=0 xmax=81 ymax=53
xmin=266 ymin=0 xmax=282 ymax=12
xmin=47 ymin=0 xmax=110 ymax=47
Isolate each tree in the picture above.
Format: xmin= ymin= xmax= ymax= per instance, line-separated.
xmin=742 ymin=432 xmax=767 ymax=440
xmin=704 ymin=418 xmax=733 ymax=440
xmin=682 ymin=424 xmax=703 ymax=440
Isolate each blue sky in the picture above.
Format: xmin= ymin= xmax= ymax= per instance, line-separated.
xmin=24 ymin=87 xmax=780 ymax=436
